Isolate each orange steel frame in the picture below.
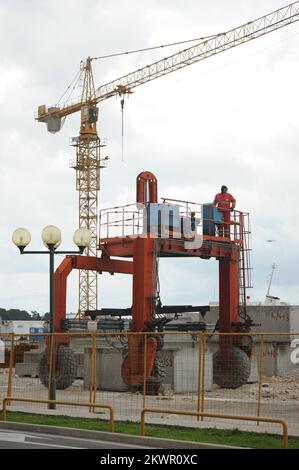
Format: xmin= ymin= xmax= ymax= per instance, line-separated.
xmin=53 ymin=171 xmax=243 ymax=385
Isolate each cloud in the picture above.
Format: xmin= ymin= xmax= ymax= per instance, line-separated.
xmin=0 ymin=0 xmax=298 ymax=313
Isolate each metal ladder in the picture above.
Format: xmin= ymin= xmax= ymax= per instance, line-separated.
xmin=238 ymin=212 xmax=253 ymax=314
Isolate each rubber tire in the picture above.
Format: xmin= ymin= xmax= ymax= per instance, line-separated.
xmin=213 ymin=346 xmax=251 ymax=389
xmin=38 ymin=346 xmax=77 ymax=390
xmin=122 ymin=355 xmax=166 ymax=392
xmin=152 ymin=356 xmax=166 ymax=381
xmin=237 ymin=335 xmax=254 ymax=355
xmin=148 ymin=334 xmax=164 ymax=351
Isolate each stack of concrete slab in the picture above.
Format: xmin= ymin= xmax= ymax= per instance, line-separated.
xmin=204 ymin=304 xmax=299 ymax=342
xmin=75 ymin=304 xmax=299 ymax=393
xmin=13 ymin=304 xmax=299 ymax=391
xmin=203 ymin=304 xmax=299 ymax=378
xmin=82 ymin=337 xmax=213 ymax=393
xmin=15 ymin=350 xmax=40 ymax=378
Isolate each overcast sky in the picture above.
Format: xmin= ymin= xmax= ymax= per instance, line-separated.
xmin=0 ymin=0 xmax=299 ymax=314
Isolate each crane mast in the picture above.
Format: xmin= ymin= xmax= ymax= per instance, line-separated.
xmin=36 ymin=2 xmax=299 ymax=315
xmin=70 ymin=58 xmax=102 ymax=314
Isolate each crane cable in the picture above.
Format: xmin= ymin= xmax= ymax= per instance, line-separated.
xmin=57 ymin=68 xmax=83 ymax=105
xmin=121 ymin=96 xmax=125 ymax=162
xmin=91 ymin=32 xmax=222 ymax=162
xmin=91 ymin=33 xmax=219 ymax=61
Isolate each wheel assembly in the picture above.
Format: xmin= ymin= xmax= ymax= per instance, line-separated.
xmin=121 ymin=352 xmax=166 ymax=394
xmin=144 ymin=356 xmax=166 ymax=395
xmin=148 ymin=333 xmax=164 ymax=351
xmin=152 ymin=356 xmax=166 ymax=381
xmin=38 ymin=345 xmax=77 ymax=390
xmin=213 ymin=346 xmax=251 ymax=389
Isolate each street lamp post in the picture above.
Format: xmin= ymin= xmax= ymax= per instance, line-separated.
xmin=12 ymin=225 xmax=92 ymax=409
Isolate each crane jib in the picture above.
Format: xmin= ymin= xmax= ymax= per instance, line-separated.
xmin=37 ymin=1 xmax=299 ymax=123
xmin=95 ymin=1 xmax=299 ymax=101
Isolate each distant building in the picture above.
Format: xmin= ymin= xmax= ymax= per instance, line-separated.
xmin=0 ymin=320 xmax=44 ymax=336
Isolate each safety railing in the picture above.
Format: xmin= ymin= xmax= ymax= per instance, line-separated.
xmin=2 ymin=397 xmax=114 ymax=432
xmin=100 ymin=200 xmax=202 ymax=241
xmin=99 ymin=199 xmax=250 ymax=244
xmin=140 ymin=408 xmax=289 ymax=449
xmin=99 ymin=203 xmax=143 ymax=239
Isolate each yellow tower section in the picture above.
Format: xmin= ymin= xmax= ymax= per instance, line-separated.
xmin=70 ymin=58 xmax=105 ymax=315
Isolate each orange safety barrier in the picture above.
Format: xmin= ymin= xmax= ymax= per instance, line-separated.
xmin=140 ymin=408 xmax=288 ymax=449
xmin=2 ymin=397 xmax=114 ymax=432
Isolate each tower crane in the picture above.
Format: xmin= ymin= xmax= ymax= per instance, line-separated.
xmin=36 ymin=1 xmax=299 ymax=316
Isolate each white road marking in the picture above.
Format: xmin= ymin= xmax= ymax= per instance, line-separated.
xmin=0 ymin=431 xmax=27 ymax=443
xmin=25 ymin=440 xmax=80 ymax=449
xmin=0 ymin=431 xmax=79 ymax=448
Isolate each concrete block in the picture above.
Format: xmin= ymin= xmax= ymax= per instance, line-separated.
xmin=249 ymin=343 xmax=277 ymax=380
xmin=75 ymin=353 xmax=84 ymax=366
xmin=276 ymin=343 xmax=299 ymax=376
xmin=250 ymin=306 xmax=294 ymax=342
xmin=249 ymin=342 xmax=298 ymax=378
xmin=76 ymin=365 xmax=84 ymax=379
xmin=290 ymin=306 xmax=299 ymax=333
xmin=23 ymin=351 xmax=41 ymax=363
xmin=202 ymin=305 xmax=299 ymax=343
xmin=15 ymin=362 xmax=38 ymax=377
xmin=83 ymin=342 xmax=213 ymax=393
xmin=173 ymin=345 xmax=213 ymax=392
xmin=84 ymin=348 xmax=127 ymax=391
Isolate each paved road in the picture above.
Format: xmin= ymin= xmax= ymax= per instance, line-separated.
xmin=0 ymin=430 xmax=152 ymax=449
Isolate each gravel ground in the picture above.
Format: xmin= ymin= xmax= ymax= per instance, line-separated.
xmin=1 ymin=367 xmax=299 ymax=404
xmin=206 ymin=369 xmax=299 ymax=401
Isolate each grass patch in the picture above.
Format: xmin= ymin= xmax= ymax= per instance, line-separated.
xmin=1 ymin=410 xmax=298 ymax=449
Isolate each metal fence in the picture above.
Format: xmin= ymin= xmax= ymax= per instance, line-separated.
xmin=0 ymin=331 xmax=298 ymax=436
